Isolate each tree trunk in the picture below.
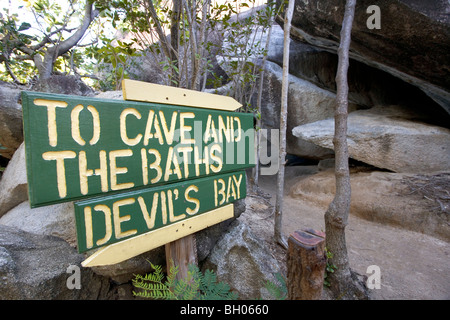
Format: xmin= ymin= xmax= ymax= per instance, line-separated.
xmin=274 ymin=0 xmax=294 ymax=248
xmin=170 ymin=0 xmax=182 ymax=86
xmin=146 ymin=0 xmax=172 ymax=59
xmin=38 ymin=1 xmax=99 ymax=80
xmin=253 ymin=6 xmax=275 ymax=192
xmin=324 ymin=0 xmax=368 ymax=300
xmin=287 ymin=229 xmax=326 ymax=300
xmin=198 ymin=0 xmax=211 ymax=91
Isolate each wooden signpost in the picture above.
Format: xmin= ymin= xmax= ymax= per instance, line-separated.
xmin=75 ymin=170 xmax=246 ymax=253
xmin=22 ymin=79 xmax=254 ymax=270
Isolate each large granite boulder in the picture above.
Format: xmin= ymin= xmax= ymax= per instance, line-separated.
xmin=0 ymin=225 xmax=113 ymax=299
xmin=222 ymin=20 xmax=449 ymax=162
xmin=290 ymin=169 xmax=450 ymax=242
xmin=259 ymin=61 xmax=351 ymax=159
xmin=0 ymin=82 xmax=23 ymax=159
xmin=261 ymin=24 xmax=445 ymax=117
xmin=32 ymin=75 xmax=94 ymax=97
xmin=202 ymin=219 xmax=281 ymax=300
xmin=0 ymin=201 xmax=76 ymax=245
xmin=278 ymin=0 xmax=450 ymax=114
xmin=0 ymin=142 xmax=27 ymax=217
xmin=292 ymin=106 xmax=450 ymax=173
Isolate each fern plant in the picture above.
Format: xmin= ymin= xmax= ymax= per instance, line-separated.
xmin=264 ymin=272 xmax=287 ymax=300
xmin=132 ymin=261 xmax=238 ymax=300
xmin=132 ymin=262 xmax=177 ymax=299
xmin=190 ymin=264 xmax=238 ymax=300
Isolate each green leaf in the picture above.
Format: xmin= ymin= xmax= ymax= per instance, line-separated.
xmin=18 ymin=22 xmax=31 ymax=31
xmin=133 ymin=262 xmax=238 ymax=300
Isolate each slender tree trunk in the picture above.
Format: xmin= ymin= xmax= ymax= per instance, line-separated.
xmin=38 ymin=1 xmax=99 ymax=80
xmin=274 ymin=0 xmax=294 ymax=248
xmin=170 ymin=0 xmax=182 ymax=86
xmin=324 ymin=0 xmax=368 ymax=300
xmin=198 ymin=0 xmax=211 ymax=91
xmin=253 ymin=6 xmax=274 ymax=192
xmin=146 ymin=0 xmax=172 ymax=59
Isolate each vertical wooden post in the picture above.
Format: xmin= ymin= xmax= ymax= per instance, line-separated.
xmin=165 ymin=234 xmax=197 ymax=280
xmin=287 ymin=229 xmax=326 ymax=300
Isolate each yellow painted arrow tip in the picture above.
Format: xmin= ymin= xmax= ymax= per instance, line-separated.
xmin=121 ymin=79 xmax=242 ymax=111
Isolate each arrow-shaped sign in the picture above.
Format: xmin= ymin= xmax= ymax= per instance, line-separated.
xmin=82 ymin=204 xmax=234 ymax=267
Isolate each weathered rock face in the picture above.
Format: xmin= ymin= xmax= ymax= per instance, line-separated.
xmin=0 ymin=82 xmax=23 ymax=159
xmin=0 ymin=142 xmax=27 ymax=217
xmin=290 ymin=169 xmax=450 ymax=242
xmin=202 ymin=219 xmax=281 ymax=300
xmin=0 ymin=225 xmax=113 ymax=299
xmin=263 ymin=24 xmax=446 ymax=118
xmin=196 ymin=198 xmax=246 ymax=262
xmin=294 ymin=106 xmax=450 ymax=173
xmin=280 ymin=0 xmax=450 ymax=114
xmin=293 ymin=106 xmax=450 ymax=173
xmin=32 ymin=75 xmax=94 ymax=97
xmin=95 ymin=90 xmax=123 ymax=100
xmin=258 ymin=60 xmax=359 ymax=159
xmin=230 ymin=21 xmax=449 ymax=162
xmin=0 ymin=117 xmax=248 ymax=291
xmin=259 ymin=61 xmax=337 ymax=159
xmin=0 ymin=201 xmax=76 ymax=243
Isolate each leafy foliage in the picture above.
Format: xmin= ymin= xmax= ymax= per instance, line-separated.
xmin=88 ymin=38 xmax=141 ymax=90
xmin=264 ymin=272 xmax=287 ymax=300
xmin=211 ymin=0 xmax=280 ymax=109
xmin=191 ymin=264 xmax=238 ymax=300
xmin=0 ymin=5 xmax=38 ymax=83
xmin=92 ymin=0 xmax=279 ymax=102
xmin=0 ymin=0 xmax=101 ymax=84
xmin=1 ymin=0 xmax=280 ymax=103
xmin=324 ymin=247 xmax=337 ymax=287
xmin=132 ymin=261 xmax=238 ymax=300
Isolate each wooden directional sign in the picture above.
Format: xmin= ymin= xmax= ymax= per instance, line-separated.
xmin=75 ymin=170 xmax=246 ymax=253
xmin=21 ymin=91 xmax=254 ymax=208
xmin=21 ymin=81 xmax=254 ymax=267
xmin=81 ymin=204 xmax=235 ymax=267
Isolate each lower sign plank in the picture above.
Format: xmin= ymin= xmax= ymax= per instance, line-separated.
xmin=75 ymin=170 xmax=246 ymax=253
xmin=82 ymin=204 xmax=234 ymax=267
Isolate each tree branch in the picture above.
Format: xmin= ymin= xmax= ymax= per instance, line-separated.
xmin=4 ymin=60 xmax=27 ymax=85
xmin=36 ymin=0 xmax=98 ymax=79
xmin=52 ymin=2 xmax=99 ymax=57
xmin=13 ymin=54 xmax=33 ymax=61
xmin=145 ymin=0 xmax=173 ymax=59
xmin=31 ymin=26 xmax=77 ymax=51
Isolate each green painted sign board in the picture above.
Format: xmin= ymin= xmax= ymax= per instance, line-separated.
xmin=21 ymin=91 xmax=255 ymax=208
xmin=75 ymin=170 xmax=246 ymax=253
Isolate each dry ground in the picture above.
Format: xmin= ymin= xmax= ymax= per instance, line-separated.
xmin=240 ymin=166 xmax=450 ymax=300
